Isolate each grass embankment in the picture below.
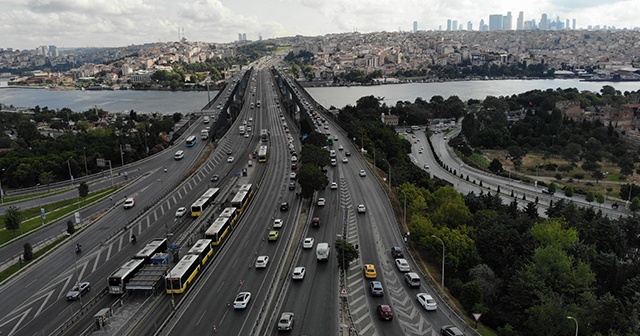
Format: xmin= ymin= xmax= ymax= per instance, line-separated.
xmin=0 ymin=187 xmax=117 ymax=246
xmin=484 ymin=151 xmax=631 ymax=197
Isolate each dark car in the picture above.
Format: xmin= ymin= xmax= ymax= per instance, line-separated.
xmin=376 ymin=304 xmax=393 ymax=320
xmin=288 ymin=182 xmax=296 ymax=190
xmin=211 ymin=174 xmax=219 ymax=182
xmin=391 ymin=246 xmax=404 ymax=258
xmin=441 ymin=325 xmax=465 ymax=336
xmin=280 ymin=202 xmax=289 ymax=211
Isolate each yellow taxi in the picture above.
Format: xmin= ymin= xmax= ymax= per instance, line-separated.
xmin=363 ymin=264 xmax=377 ymax=279
xmin=268 ymin=231 xmax=279 ymax=241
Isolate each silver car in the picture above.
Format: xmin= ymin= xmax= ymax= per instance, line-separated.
xmin=66 ymin=282 xmax=91 ymax=301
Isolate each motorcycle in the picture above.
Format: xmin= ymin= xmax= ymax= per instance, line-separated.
xmin=75 ymin=244 xmax=82 ymax=253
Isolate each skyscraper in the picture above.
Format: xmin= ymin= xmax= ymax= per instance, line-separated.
xmin=447 ymin=19 xmax=452 ymax=31
xmin=572 ymin=19 xmax=576 ymax=30
xmin=452 ymin=20 xmax=458 ymax=31
xmin=489 ymin=14 xmax=503 ymax=31
xmin=540 ymin=14 xmax=548 ymax=30
xmin=505 ymin=12 xmax=512 ymax=30
xmin=467 ymin=21 xmax=473 ymax=31
xmin=517 ymin=11 xmax=524 ymax=30
xmin=413 ymin=21 xmax=418 ymax=33
xmin=566 ymin=19 xmax=570 ymax=30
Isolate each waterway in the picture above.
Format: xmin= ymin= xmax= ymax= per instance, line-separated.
xmin=0 ymin=79 xmax=638 ymax=114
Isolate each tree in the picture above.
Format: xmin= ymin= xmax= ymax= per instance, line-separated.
xmin=335 ymin=239 xmax=359 ymax=271
xmin=23 ymin=242 xmax=33 ymax=261
xmin=39 ymin=171 xmax=54 ymax=192
xmin=564 ymin=185 xmax=574 ymax=197
xmin=67 ymin=220 xmax=75 ymax=235
xmin=78 ymin=182 xmax=89 ymax=197
xmin=591 ymin=170 xmax=605 ymax=183
xmin=547 ymin=182 xmax=557 ymax=194
xmin=630 ymin=197 xmax=640 ymax=212
xmin=4 ymin=205 xmax=22 ymax=235
xmin=297 ymin=164 xmax=328 ymax=199
xmin=488 ymin=158 xmax=503 ymax=173
xmin=585 ymin=190 xmax=595 ymax=203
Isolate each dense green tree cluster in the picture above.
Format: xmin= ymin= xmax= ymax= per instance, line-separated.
xmin=0 ymin=107 xmax=176 ymax=188
xmin=461 ymin=87 xmax=640 ymax=175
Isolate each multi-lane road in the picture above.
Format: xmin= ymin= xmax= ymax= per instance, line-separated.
xmin=0 ymin=61 xmax=543 ymax=336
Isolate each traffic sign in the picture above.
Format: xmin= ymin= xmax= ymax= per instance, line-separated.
xmin=340 ymin=287 xmax=348 ymax=296
xmin=473 ymin=313 xmax=482 ymax=321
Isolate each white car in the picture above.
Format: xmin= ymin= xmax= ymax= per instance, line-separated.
xmin=233 ymin=292 xmax=251 ymax=309
xmin=255 ymin=256 xmax=269 ymax=268
xmin=123 ymin=197 xmax=135 ymax=209
xmin=317 ymin=198 xmax=326 ymax=206
xmin=359 ymin=169 xmax=366 ymax=177
xmin=331 ymin=182 xmax=338 ymax=190
xmin=342 ymin=157 xmax=348 ymax=163
xmin=244 ymin=133 xmax=249 ymax=138
xmin=66 ymin=282 xmax=91 ymax=300
xmin=175 ymin=207 xmax=187 ymax=217
xmin=416 ymin=293 xmax=437 ymax=311
xmin=338 ymin=145 xmax=344 ymax=150
xmin=227 ymin=156 xmax=234 ymax=163
xmin=289 ymin=172 xmax=297 ymax=179
xmin=395 ymin=258 xmax=411 ymax=272
xmin=273 ymin=218 xmax=283 ymax=228
xmin=303 ymin=237 xmax=314 ymax=249
xmin=423 ymin=164 xmax=430 ymax=169
xmin=357 ymin=204 xmax=366 ymax=213
xmin=292 ymin=266 xmax=306 ymax=280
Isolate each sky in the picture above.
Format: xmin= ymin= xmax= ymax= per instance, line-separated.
xmin=1 ymin=0 xmax=638 ymax=50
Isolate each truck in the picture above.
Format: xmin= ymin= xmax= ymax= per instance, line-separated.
xmin=239 ymin=125 xmax=245 ymax=135
xmin=316 ymin=242 xmax=330 ymax=261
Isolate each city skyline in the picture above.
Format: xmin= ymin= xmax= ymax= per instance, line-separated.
xmin=0 ymin=0 xmax=638 ymax=50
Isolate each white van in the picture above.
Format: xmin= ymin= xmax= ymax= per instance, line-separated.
xmin=203 ymin=116 xmax=210 ymax=124
xmin=174 ymin=150 xmax=184 ymax=160
xmin=329 ymin=150 xmax=336 ymax=158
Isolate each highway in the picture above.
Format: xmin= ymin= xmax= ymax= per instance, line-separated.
xmin=0 ymin=79 xmax=243 ymax=335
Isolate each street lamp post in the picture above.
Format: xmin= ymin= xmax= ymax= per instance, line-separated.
xmin=432 ymin=235 xmax=445 ymax=290
xmin=567 ymin=316 xmax=578 ymax=336
xmin=67 ymin=157 xmax=74 ymax=185
xmin=387 ymin=161 xmax=391 ymax=192
xmin=83 ymin=147 xmax=88 ymax=176
xmin=0 ymin=168 xmax=4 ymax=204
xmin=398 ymin=188 xmax=407 ymax=229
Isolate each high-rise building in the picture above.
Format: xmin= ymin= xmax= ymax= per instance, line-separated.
xmin=479 ymin=19 xmax=488 ymax=31
xmin=238 ymin=33 xmax=242 ymax=41
xmin=540 ymin=14 xmax=548 ymax=30
xmin=489 ymin=14 xmax=503 ymax=31
xmin=447 ymin=19 xmax=452 ymax=31
xmin=413 ymin=21 xmax=418 ymax=33
xmin=566 ymin=19 xmax=570 ymax=30
xmin=467 ymin=21 xmax=473 ymax=31
xmin=517 ymin=11 xmax=524 ymax=30
xmin=572 ymin=19 xmax=576 ymax=30
xmin=452 ymin=20 xmax=458 ymax=31
xmin=242 ymin=33 xmax=247 ymax=41
xmin=505 ymin=12 xmax=512 ymax=30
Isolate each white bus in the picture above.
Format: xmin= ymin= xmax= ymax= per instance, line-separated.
xmin=186 ymin=135 xmax=197 ymax=147
xmin=108 ymin=258 xmax=145 ymax=294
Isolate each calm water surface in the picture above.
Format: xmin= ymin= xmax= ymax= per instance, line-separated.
xmin=1 ymin=79 xmax=638 ymax=113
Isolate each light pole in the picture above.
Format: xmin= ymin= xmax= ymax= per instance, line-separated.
xmin=67 ymin=157 xmax=74 ymax=185
xmin=83 ymin=147 xmax=88 ymax=176
xmin=567 ymin=316 xmax=578 ymax=336
xmin=398 ymin=187 xmax=407 ymax=229
xmin=387 ymin=161 xmax=391 ymax=192
xmin=432 ymin=235 xmax=445 ymax=290
xmin=0 ymin=168 xmax=4 ymax=204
